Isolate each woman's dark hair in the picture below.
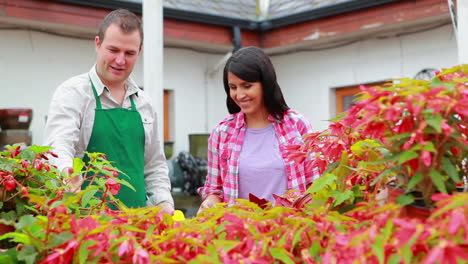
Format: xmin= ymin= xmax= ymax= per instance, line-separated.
xmin=223 ymin=46 xmax=289 ymax=119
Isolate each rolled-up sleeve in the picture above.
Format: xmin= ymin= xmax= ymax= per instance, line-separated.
xmin=197 ymin=127 xmax=224 ymax=201
xmin=43 ymin=82 xmax=83 ymax=172
xmin=144 ymin=111 xmax=174 ymax=207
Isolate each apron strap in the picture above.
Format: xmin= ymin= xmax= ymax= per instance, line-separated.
xmin=89 ymin=75 xmax=137 ymax=111
xmin=89 ymin=77 xmax=103 ymax=110
xmin=129 ymin=95 xmax=137 ymax=111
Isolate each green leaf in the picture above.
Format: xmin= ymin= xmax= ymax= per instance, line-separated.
xmin=442 ymin=157 xmax=461 ymax=183
xmin=17 ymin=245 xmax=38 ymax=264
xmin=212 ymin=240 xmax=238 ymax=252
xmin=396 ymin=194 xmax=414 ymax=206
xmin=388 ymin=254 xmax=401 ymax=264
xmin=397 ymin=151 xmax=418 ymax=165
xmin=27 ymin=145 xmax=52 ymax=154
xmin=45 ymin=180 xmax=56 ymax=190
xmin=0 ymin=232 xmax=30 ymax=244
xmin=307 ymin=174 xmax=337 ymax=193
xmin=308 ymin=241 xmax=321 ymax=261
xmin=0 ymin=247 xmax=18 ymax=264
xmin=49 ymin=232 xmax=73 ymax=248
xmin=269 ymin=248 xmax=294 ymax=264
xmin=114 ymin=178 xmax=136 ymax=192
xmin=15 ymin=215 xmax=37 ymax=230
xmin=81 ymin=188 xmax=98 ymax=207
xmin=422 ymin=141 xmax=436 ymax=152
xmin=430 ymin=77 xmax=444 ymax=88
xmin=370 ymin=236 xmax=384 ymax=264
xmin=79 ymin=240 xmax=97 ymax=264
xmin=426 ymin=114 xmax=442 ymax=133
xmin=73 ymin=157 xmax=85 ymax=173
xmin=401 ymin=244 xmax=413 ymax=264
xmin=430 ymin=169 xmax=447 ymax=193
xmin=332 ymin=190 xmax=353 ymax=207
xmin=406 ymin=173 xmax=423 ymax=190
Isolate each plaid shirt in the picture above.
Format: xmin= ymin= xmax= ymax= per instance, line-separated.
xmin=198 ymin=110 xmax=319 ymax=203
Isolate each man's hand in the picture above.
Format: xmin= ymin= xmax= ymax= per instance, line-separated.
xmin=63 ymin=167 xmax=83 ymax=193
xmin=157 ymin=201 xmax=174 ymax=214
xmin=197 ymin=195 xmax=221 ymax=216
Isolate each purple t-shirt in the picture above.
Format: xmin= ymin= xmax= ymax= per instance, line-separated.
xmin=238 ymin=124 xmax=287 ymax=202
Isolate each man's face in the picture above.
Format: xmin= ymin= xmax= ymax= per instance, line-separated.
xmin=95 ymin=23 xmax=141 ymax=88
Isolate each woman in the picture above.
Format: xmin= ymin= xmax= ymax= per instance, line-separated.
xmin=197 ymin=46 xmax=318 ymax=214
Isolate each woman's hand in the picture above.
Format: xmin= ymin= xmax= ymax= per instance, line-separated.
xmin=197 ymin=195 xmax=221 ymax=216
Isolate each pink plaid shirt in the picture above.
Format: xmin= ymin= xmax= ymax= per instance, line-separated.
xmin=198 ymin=110 xmax=319 ymax=203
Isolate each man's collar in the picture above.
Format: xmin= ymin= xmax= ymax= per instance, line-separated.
xmin=89 ymin=65 xmax=140 ymax=96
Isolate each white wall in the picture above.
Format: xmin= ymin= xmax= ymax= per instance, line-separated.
xmin=1 ymin=23 xmax=457 ymax=158
xmin=0 ymin=30 xmax=96 ymax=146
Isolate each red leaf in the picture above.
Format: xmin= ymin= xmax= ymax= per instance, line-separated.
xmin=454 ymin=98 xmax=468 ymax=117
xmin=448 ymin=210 xmax=465 ymax=235
xmin=424 ymin=246 xmax=444 ymax=264
xmin=248 ymin=193 xmax=269 ymax=209
xmin=272 ymin=194 xmax=292 ymax=207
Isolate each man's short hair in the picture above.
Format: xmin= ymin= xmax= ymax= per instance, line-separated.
xmin=98 ymin=9 xmax=143 ymax=46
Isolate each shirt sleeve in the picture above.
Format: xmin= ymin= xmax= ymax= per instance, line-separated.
xmin=144 ymin=110 xmax=174 ymax=207
xmin=43 ymin=82 xmax=83 ymax=172
xmin=295 ymin=112 xmax=321 ymax=182
xmin=197 ymin=126 xmax=224 ymax=201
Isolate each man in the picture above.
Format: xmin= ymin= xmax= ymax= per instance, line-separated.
xmin=44 ymin=9 xmax=174 ymax=213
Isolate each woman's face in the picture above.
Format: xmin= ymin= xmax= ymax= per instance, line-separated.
xmin=228 ymin=72 xmax=267 ymax=118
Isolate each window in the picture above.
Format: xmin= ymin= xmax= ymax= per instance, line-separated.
xmin=163 ymin=90 xmax=173 ymax=142
xmin=335 ymin=81 xmax=388 ymax=114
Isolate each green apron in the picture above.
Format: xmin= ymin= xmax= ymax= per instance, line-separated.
xmin=81 ymin=78 xmax=146 ymax=208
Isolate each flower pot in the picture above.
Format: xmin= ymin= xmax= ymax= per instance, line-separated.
xmin=386 ymin=185 xmax=432 ymax=220
xmin=0 ymin=108 xmax=33 ymax=130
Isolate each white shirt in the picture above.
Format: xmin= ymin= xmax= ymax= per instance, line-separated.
xmin=44 ymin=65 xmax=173 ymax=207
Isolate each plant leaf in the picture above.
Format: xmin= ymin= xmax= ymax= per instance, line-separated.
xmin=388 ymin=254 xmax=401 ymax=264
xmin=406 ymin=173 xmax=423 ymax=190
xmin=397 ymin=151 xmax=418 ymax=165
xmin=269 ymin=248 xmax=294 ymax=264
xmin=307 ymin=174 xmax=337 ymax=193
xmin=396 ymin=194 xmax=414 ymax=206
xmin=430 ymin=170 xmax=447 ymax=193
xmin=17 ymin=245 xmax=38 ymax=264
xmin=81 ymin=188 xmax=99 ymax=207
xmin=79 ymin=240 xmax=97 ymax=264
xmin=49 ymin=232 xmax=73 ymax=248
xmin=442 ymin=157 xmax=461 ymax=183
xmin=370 ymin=236 xmax=384 ymax=264
xmin=73 ymin=157 xmax=85 ymax=174
xmin=426 ymin=114 xmax=442 ymax=133
xmin=0 ymin=247 xmax=18 ymax=264
xmin=15 ymin=215 xmax=37 ymax=230
xmin=27 ymin=145 xmax=52 ymax=154
xmin=332 ymin=190 xmax=353 ymax=206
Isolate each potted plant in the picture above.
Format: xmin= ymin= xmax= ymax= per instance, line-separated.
xmin=286 ymin=64 xmax=468 ymax=214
